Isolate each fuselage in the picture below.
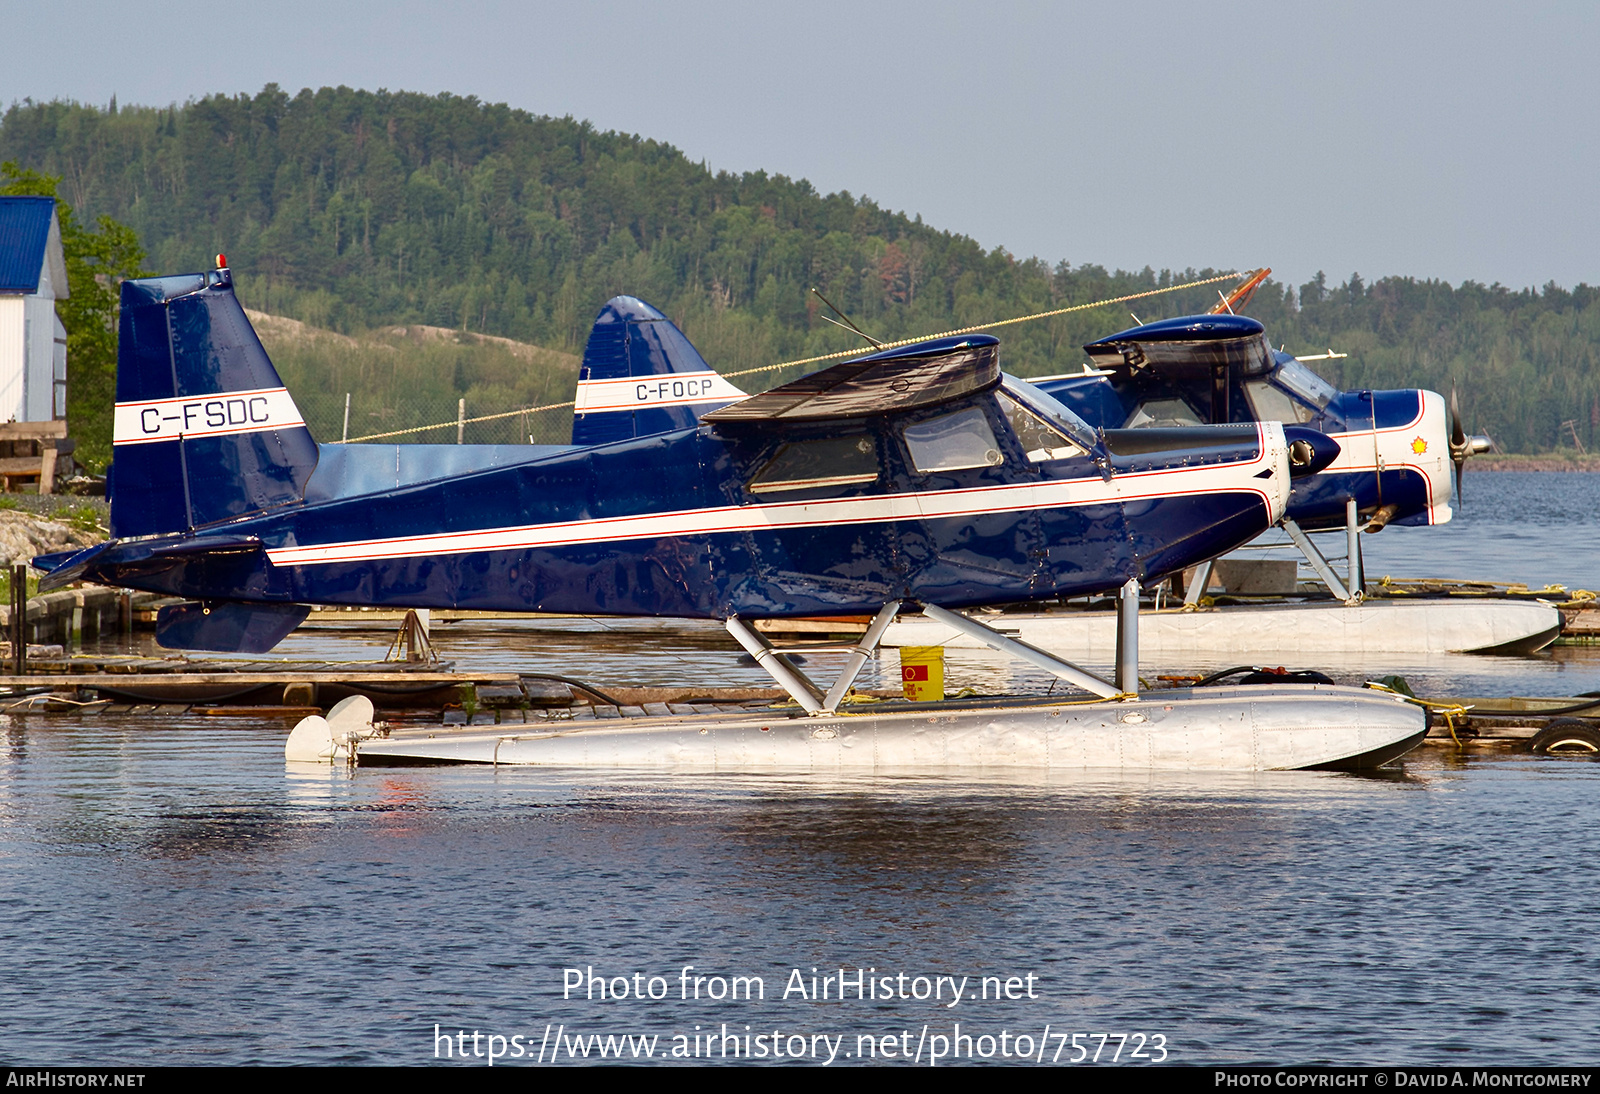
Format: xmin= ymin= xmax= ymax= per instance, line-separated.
xmin=90 ymin=380 xmax=1293 ymax=618
xmin=1037 ymin=348 xmax=1452 ymax=532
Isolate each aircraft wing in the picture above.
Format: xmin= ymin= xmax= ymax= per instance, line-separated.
xmin=1083 ymin=315 xmax=1273 ymax=374
xmin=703 ymin=335 xmax=1000 ymax=423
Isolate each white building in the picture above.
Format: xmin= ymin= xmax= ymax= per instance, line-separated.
xmin=0 ymin=196 xmax=69 ymax=423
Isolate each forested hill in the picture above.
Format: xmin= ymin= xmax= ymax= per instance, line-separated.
xmin=2 ymin=85 xmax=1596 ymax=454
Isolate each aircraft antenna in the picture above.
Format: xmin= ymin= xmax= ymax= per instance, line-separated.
xmin=811 ymin=288 xmax=884 ymax=348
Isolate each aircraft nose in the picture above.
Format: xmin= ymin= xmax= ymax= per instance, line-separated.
xmin=1283 ymin=426 xmax=1341 ymax=477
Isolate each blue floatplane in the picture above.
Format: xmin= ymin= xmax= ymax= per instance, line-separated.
xmin=39 ymin=262 xmax=1425 ymax=769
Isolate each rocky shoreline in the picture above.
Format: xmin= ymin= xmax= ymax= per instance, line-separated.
xmin=1474 ymin=456 xmax=1600 ymax=472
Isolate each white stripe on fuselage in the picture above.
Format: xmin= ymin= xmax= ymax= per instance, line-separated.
xmin=574 ymin=371 xmax=747 ymax=414
xmin=265 ymin=436 xmax=1282 ymax=567
xmin=113 ymin=387 xmax=306 ymax=446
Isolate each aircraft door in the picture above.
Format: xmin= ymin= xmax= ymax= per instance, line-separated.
xmin=899 ymin=403 xmax=1048 ymax=603
xmin=730 ymin=429 xmax=906 ymax=614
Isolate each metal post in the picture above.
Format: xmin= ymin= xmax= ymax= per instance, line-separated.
xmin=822 ymin=600 xmax=901 ymax=712
xmin=341 ymin=393 xmax=351 ymax=443
xmin=11 ymin=563 xmax=24 ymax=676
xmin=1117 ymin=577 xmax=1140 ymax=694
xmin=457 ymin=398 xmax=466 ymax=444
xmin=920 ymin=604 xmax=1120 ymax=699
xmin=1345 ymin=497 xmax=1363 ymax=601
xmin=1281 ymin=518 xmax=1352 ymax=601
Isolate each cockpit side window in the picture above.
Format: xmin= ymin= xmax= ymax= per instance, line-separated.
xmin=997 ymin=392 xmax=1087 ymax=462
xmin=749 ymin=435 xmax=880 ymax=493
xmin=902 ymin=407 xmax=1004 ymax=473
xmin=1244 ymin=380 xmax=1316 ymax=424
xmin=999 ymin=376 xmax=1102 ymax=450
xmin=1124 ymin=397 xmax=1205 ymax=429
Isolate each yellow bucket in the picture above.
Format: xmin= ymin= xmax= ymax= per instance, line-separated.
xmin=900 ymin=646 xmax=945 ymax=702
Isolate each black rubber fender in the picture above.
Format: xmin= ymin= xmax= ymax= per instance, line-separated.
xmin=1529 ymin=718 xmax=1600 ymax=755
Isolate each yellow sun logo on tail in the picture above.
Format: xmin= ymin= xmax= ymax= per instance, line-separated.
xmin=1411 ymin=437 xmax=1428 ymax=455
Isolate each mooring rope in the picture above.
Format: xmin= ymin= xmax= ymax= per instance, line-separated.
xmin=342 ymin=271 xmax=1244 ymax=444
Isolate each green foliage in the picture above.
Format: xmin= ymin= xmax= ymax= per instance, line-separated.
xmin=48 ymin=503 xmax=106 ymax=535
xmin=0 ymin=161 xmax=148 ymax=470
xmin=0 ymin=88 xmax=1227 ymax=390
xmin=2 ymin=88 xmax=1595 ymax=452
xmin=256 ymin=323 xmax=579 ymax=443
xmin=0 ymin=566 xmax=40 ymax=605
xmin=1245 ymin=272 xmax=1600 ymax=453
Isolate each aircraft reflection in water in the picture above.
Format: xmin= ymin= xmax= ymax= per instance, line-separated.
xmin=36 ymin=266 xmax=1337 ymax=655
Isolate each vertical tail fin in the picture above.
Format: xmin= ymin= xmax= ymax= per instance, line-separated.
xmin=571 ymin=296 xmax=745 ymax=446
xmin=110 ymin=265 xmax=318 ymax=538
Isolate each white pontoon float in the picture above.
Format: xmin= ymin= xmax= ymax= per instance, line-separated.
xmin=298 ymin=584 xmax=1428 ymax=773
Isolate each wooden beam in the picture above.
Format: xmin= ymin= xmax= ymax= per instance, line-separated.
xmin=0 ymin=421 xmax=68 ymax=440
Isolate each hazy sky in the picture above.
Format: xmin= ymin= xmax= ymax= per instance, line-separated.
xmin=5 ymin=1 xmax=1595 ymax=292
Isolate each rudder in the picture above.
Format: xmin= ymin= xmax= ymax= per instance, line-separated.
xmin=110 ymin=263 xmax=318 ymax=538
xmin=571 ymin=296 xmax=745 ymax=445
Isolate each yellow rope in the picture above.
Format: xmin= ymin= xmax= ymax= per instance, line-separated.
xmin=1365 ymin=681 xmax=1472 ymax=746
xmin=719 ymin=272 xmax=1243 ymax=380
xmin=343 ymin=272 xmax=1244 ymax=443
xmin=347 ymin=398 xmax=579 ymax=443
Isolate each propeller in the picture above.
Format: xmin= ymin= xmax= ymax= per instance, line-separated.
xmin=1447 ymin=382 xmax=1494 ymax=506
xmin=1450 ymin=383 xmax=1467 ymax=504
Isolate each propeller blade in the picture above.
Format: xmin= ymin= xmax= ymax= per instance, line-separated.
xmin=1449 ymin=383 xmax=1467 ymax=507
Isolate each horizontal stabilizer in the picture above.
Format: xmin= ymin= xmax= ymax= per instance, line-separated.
xmin=33 ymin=534 xmax=262 ymax=592
xmin=33 ymin=542 xmax=120 ymax=592
xmin=155 ymin=600 xmax=310 ymax=653
xmin=703 ymin=335 xmax=1000 ymax=423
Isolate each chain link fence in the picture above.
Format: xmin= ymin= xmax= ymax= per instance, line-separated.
xmin=295 ymin=391 xmax=574 ymax=446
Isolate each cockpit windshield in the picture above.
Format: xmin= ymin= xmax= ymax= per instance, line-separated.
xmin=1276 ymin=360 xmax=1338 ymax=409
xmin=1000 ymin=376 xmax=1101 ymax=452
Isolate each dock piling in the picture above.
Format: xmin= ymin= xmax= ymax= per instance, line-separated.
xmin=11 ymin=563 xmax=24 ymax=676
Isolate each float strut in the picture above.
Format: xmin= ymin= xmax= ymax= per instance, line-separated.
xmin=725 ymin=617 xmax=826 ymax=713
xmin=1117 ymin=577 xmax=1140 ymax=695
xmin=1183 ymin=559 xmax=1214 ymax=606
xmin=821 ymin=600 xmax=901 ymax=712
xmin=921 ymin=604 xmax=1121 ymax=699
xmin=1345 ymin=497 xmax=1364 ymax=601
xmin=1281 ymin=517 xmax=1352 ymax=602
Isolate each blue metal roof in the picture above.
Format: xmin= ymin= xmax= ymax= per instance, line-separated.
xmin=0 ymin=197 xmax=57 ymax=293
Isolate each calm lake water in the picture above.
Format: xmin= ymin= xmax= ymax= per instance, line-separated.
xmin=2 ymin=472 xmax=1598 ymax=1067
